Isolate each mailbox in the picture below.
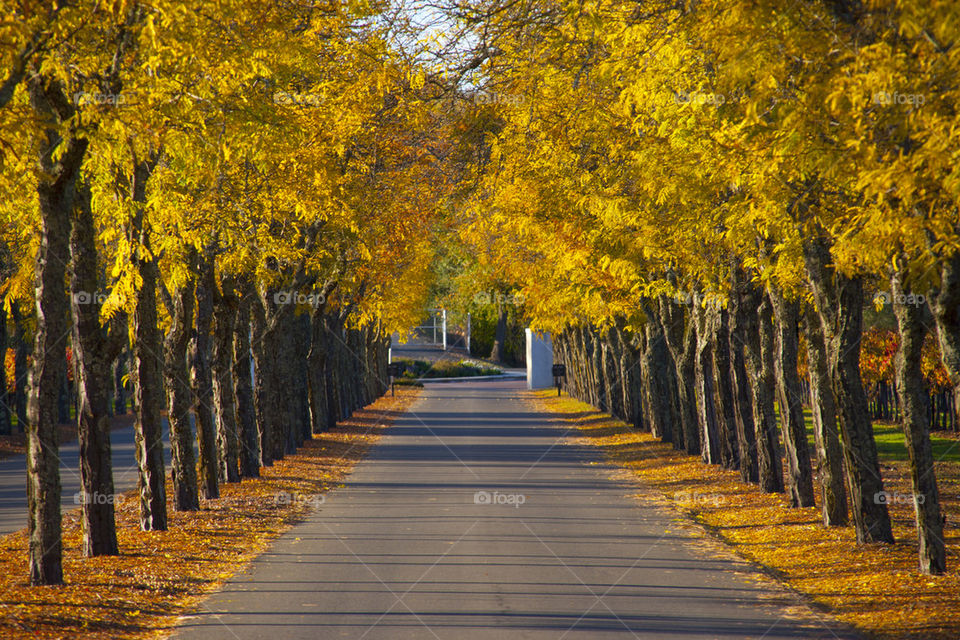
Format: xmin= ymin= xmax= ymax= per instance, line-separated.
xmin=387 ymin=362 xmax=404 ymax=377
xmin=551 ymin=364 xmax=566 ymax=378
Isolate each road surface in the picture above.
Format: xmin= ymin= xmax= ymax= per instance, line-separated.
xmin=172 ymin=378 xmax=854 ymax=639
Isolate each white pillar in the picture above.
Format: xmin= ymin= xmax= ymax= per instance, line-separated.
xmin=442 ymin=309 xmax=447 ymax=350
xmin=525 ymin=328 xmax=553 ymax=389
xmin=466 ymin=313 xmax=471 ymax=353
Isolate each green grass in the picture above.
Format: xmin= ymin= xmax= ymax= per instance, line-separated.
xmin=797 ymin=407 xmax=960 ymax=464
xmin=394 ymin=357 xmax=502 ymax=380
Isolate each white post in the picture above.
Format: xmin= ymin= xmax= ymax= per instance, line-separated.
xmin=525 ymin=329 xmax=553 ymax=389
xmin=466 ymin=313 xmax=471 ymax=354
xmin=442 ymin=309 xmax=447 ymax=350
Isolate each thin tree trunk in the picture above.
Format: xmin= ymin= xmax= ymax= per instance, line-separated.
xmin=742 ymin=282 xmax=783 ymax=493
xmin=192 ymin=253 xmax=219 ymax=499
xmin=70 ymin=178 xmax=122 ymax=555
xmin=25 ymin=89 xmax=89 ymax=582
xmin=891 ymin=265 xmax=946 ymax=574
xmin=233 ymin=291 xmax=260 ymax=478
xmin=769 ymin=291 xmax=816 ymax=507
xmin=694 ymin=297 xmax=720 ymax=464
xmin=308 ymin=309 xmax=330 ymax=435
xmin=803 ymin=306 xmax=848 ymax=526
xmin=490 ymin=303 xmax=508 ymax=364
xmin=130 ymin=157 xmax=167 ymax=532
xmin=212 ymin=283 xmax=240 ymax=483
xmin=641 ymin=310 xmax=676 ymax=442
xmin=662 ymin=299 xmax=699 ymax=454
xmin=729 ymin=269 xmax=759 ymax=482
xmin=163 ymin=276 xmax=200 ymax=511
xmin=712 ymin=307 xmax=740 ymax=470
xmin=930 ymin=251 xmax=960 ymax=433
xmin=804 ymin=237 xmax=893 ymax=543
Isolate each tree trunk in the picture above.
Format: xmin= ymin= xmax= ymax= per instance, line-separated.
xmin=742 ymin=282 xmax=783 ymax=493
xmin=490 ymin=303 xmax=508 ymax=364
xmin=641 ymin=310 xmax=676 ymax=443
xmin=711 ymin=307 xmax=740 ymax=470
xmin=930 ymin=250 xmax=960 ymax=433
xmin=212 ymin=284 xmax=240 ymax=483
xmin=233 ymin=291 xmax=260 ymax=478
xmin=891 ymin=265 xmax=946 ymax=574
xmin=728 ymin=270 xmax=759 ymax=483
xmin=192 ymin=253 xmax=219 ymax=499
xmin=769 ymin=291 xmax=816 ymax=507
xmin=662 ymin=299 xmax=699 ymax=454
xmin=25 ymin=94 xmax=89 ymax=582
xmin=163 ymin=276 xmax=200 ymax=511
xmin=69 ymin=178 xmax=121 ymax=555
xmin=308 ymin=309 xmax=331 ymax=435
xmin=803 ymin=306 xmax=848 ymax=526
xmin=130 ymin=157 xmax=167 ymax=532
xmin=694 ymin=297 xmax=720 ymax=464
xmin=804 ymin=237 xmax=893 ymax=543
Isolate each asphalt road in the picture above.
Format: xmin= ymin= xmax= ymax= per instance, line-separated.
xmin=172 ymin=379 xmax=855 ymax=639
xmin=0 ymin=418 xmax=171 ymax=537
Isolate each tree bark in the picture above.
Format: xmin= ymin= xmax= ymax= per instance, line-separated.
xmin=662 ymin=299 xmax=699 ymax=454
xmin=803 ymin=306 xmax=848 ymax=526
xmin=693 ymin=297 xmax=721 ymax=464
xmin=641 ymin=310 xmax=676 ymax=443
xmin=233 ymin=291 xmax=260 ymax=478
xmin=163 ymin=275 xmax=200 ymax=512
xmin=804 ymin=237 xmax=893 ymax=543
xmin=769 ymin=291 xmax=816 ymax=507
xmin=490 ymin=303 xmax=508 ymax=364
xmin=212 ymin=282 xmax=240 ymax=483
xmin=308 ymin=308 xmax=331 ymax=435
xmin=891 ymin=265 xmax=946 ymax=574
xmin=929 ymin=251 xmax=960 ymax=433
xmin=130 ymin=157 xmax=167 ymax=532
xmin=25 ymin=77 xmax=90 ymax=581
xmin=69 ymin=178 xmax=122 ymax=555
xmin=728 ymin=269 xmax=759 ymax=483
xmin=711 ymin=307 xmax=740 ymax=470
xmin=742 ymin=282 xmax=783 ymax=492
xmin=192 ymin=253 xmax=220 ymax=499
